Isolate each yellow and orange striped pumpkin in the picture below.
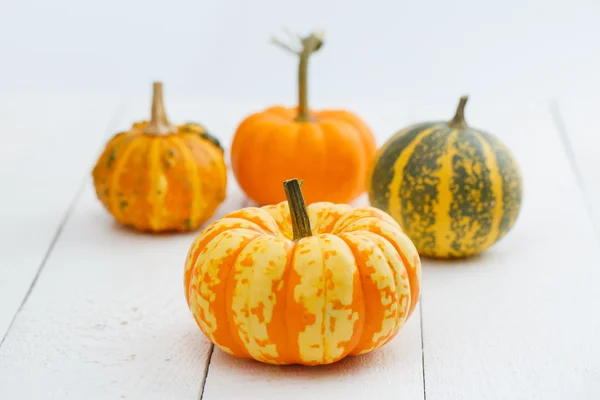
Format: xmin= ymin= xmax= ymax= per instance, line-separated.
xmin=92 ymin=82 xmax=227 ymax=233
xmin=184 ymin=179 xmax=421 ymax=366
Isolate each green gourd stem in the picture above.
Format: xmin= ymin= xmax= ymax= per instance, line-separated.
xmin=448 ymin=95 xmax=469 ymax=129
xmin=283 ymin=179 xmax=313 ymax=241
xmin=144 ymin=82 xmax=177 ymax=135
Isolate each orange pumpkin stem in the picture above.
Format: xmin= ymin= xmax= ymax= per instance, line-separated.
xmin=448 ymin=95 xmax=469 ymax=129
xmin=283 ymin=179 xmax=313 ymax=240
xmin=272 ymin=31 xmax=324 ymax=122
xmin=144 ymin=82 xmax=177 ymax=135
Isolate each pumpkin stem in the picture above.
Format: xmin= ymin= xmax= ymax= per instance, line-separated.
xmin=283 ymin=179 xmax=313 ymax=241
xmin=272 ymin=30 xmax=324 ymax=122
xmin=144 ymin=82 xmax=177 ymax=135
xmin=448 ymin=95 xmax=469 ymax=129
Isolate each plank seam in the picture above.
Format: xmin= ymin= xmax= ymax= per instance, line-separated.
xmin=199 ymin=344 xmax=215 ymax=400
xmin=0 ymin=101 xmax=127 ymax=349
xmin=549 ymin=100 xmax=600 ymax=239
xmin=0 ymin=184 xmax=84 ymax=350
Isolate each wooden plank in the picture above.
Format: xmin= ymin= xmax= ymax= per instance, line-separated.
xmin=410 ymin=100 xmax=600 ymax=399
xmin=0 ymin=94 xmax=122 ymax=340
xmin=0 ymin=180 xmax=246 ymax=399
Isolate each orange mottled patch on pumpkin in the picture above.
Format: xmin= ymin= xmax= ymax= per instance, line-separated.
xmin=250 ymin=302 xmax=266 ymax=324
xmin=264 ymin=240 xmax=296 ymax=364
xmin=285 ymin=241 xmax=315 ymax=362
xmin=239 ymin=253 xmax=254 ymax=267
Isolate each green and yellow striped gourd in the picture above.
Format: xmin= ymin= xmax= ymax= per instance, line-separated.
xmin=367 ymin=96 xmax=523 ymax=259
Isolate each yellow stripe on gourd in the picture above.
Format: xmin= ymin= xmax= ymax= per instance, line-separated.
xmin=188 ymin=231 xmax=230 ymax=342
xmin=172 ymin=136 xmax=201 ymax=226
xmin=147 ymin=139 xmax=166 ymax=230
xmin=387 ymin=125 xmax=442 ymax=226
xmin=475 ymin=132 xmax=504 ymax=249
xmin=432 ymin=129 xmax=459 ymax=257
xmin=231 ymin=235 xmax=289 ymax=363
xmin=292 ymin=237 xmax=327 ymax=364
xmin=320 ymin=235 xmax=359 ymax=362
xmin=293 ymin=235 xmax=358 ymax=365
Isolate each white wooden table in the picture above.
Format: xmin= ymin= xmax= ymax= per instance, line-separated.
xmin=1 ymin=94 xmax=599 ymax=400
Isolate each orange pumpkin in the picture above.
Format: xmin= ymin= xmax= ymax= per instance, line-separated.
xmin=184 ymin=178 xmax=421 ymax=366
xmin=230 ymin=32 xmax=377 ymax=206
xmin=92 ymin=82 xmax=227 ymax=232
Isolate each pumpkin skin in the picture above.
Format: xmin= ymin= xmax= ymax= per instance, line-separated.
xmin=230 ymin=31 xmax=377 ymax=206
xmin=368 ymin=96 xmax=523 ymax=259
xmin=92 ymin=83 xmax=227 ymax=232
xmin=184 ymin=179 xmax=421 ymax=366
xmin=231 ymin=106 xmax=376 ymax=205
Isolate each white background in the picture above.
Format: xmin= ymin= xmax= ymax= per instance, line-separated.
xmin=1 ymin=0 xmax=599 ymax=104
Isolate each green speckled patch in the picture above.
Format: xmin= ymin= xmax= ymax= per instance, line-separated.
xmin=448 ymin=128 xmax=496 ymax=256
xmin=369 ymin=122 xmax=439 ymax=211
xmin=199 ymin=132 xmax=222 ymax=151
xmin=106 ymin=149 xmax=116 ymax=168
xmin=180 ymin=122 xmax=222 ymax=150
xmin=399 ymin=127 xmax=453 ymax=253
xmin=478 ymin=130 xmax=523 ymax=242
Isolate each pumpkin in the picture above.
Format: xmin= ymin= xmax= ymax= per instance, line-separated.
xmin=92 ymin=82 xmax=227 ymax=232
xmin=230 ymin=31 xmax=377 ymax=206
xmin=368 ymin=96 xmax=523 ymax=259
xmin=184 ymin=178 xmax=421 ymax=366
